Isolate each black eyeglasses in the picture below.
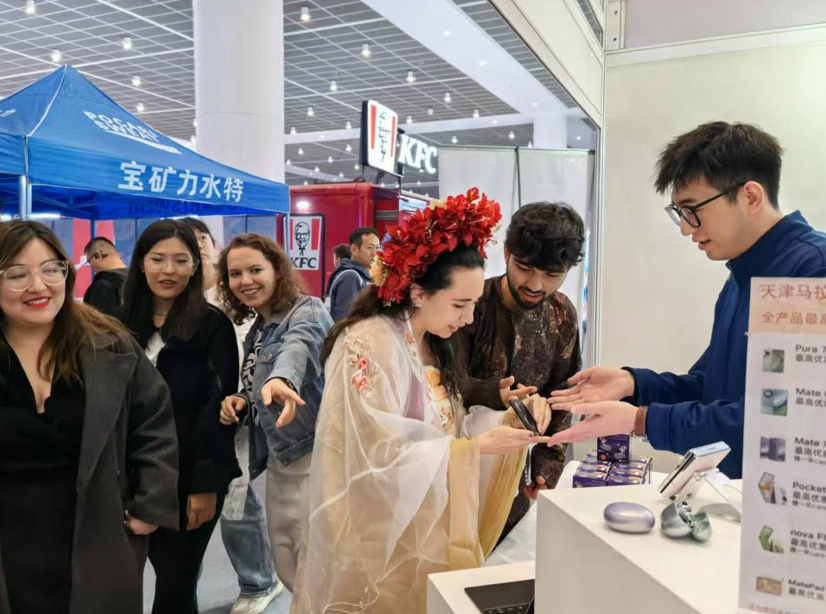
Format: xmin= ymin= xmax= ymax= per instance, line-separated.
xmin=664 ymin=183 xmax=744 ymax=228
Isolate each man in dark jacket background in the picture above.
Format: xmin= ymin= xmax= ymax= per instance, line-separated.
xmin=83 ymin=237 xmax=128 ymax=317
xmin=328 ymin=227 xmax=380 ymax=321
xmin=549 ymin=121 xmax=826 ymax=479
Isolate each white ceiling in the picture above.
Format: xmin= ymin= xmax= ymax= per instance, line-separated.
xmin=0 ymin=0 xmax=597 ymax=197
xmin=623 ymin=0 xmax=826 ymax=48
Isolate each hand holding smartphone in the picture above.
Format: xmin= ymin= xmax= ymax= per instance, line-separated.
xmin=509 ymin=397 xmax=540 ymax=435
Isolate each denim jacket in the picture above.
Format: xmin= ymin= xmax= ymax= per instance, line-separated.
xmin=243 ymin=295 xmax=331 ymax=477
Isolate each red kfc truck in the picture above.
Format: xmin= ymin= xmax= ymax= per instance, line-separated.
xmin=285 ymin=182 xmax=427 ymax=297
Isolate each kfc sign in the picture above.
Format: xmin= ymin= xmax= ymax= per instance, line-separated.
xmin=398 ymin=134 xmax=437 ymax=175
xmin=287 ymin=215 xmax=322 ymax=271
xmin=361 ymin=100 xmax=398 ymax=175
xmin=360 ymin=100 xmax=438 ymax=178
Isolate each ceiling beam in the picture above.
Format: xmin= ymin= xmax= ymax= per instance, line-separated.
xmin=284 ymin=113 xmax=533 ymax=145
xmin=92 ymin=0 xmax=194 ymax=42
xmin=286 ymin=164 xmax=341 ymax=182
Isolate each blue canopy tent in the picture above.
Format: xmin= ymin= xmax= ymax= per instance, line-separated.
xmin=0 ymin=66 xmax=289 ymax=224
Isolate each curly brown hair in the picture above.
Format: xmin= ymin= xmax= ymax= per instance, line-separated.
xmin=217 ymin=233 xmax=304 ymax=325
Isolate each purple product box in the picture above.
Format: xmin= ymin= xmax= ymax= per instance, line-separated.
xmin=609 ymin=465 xmax=645 ymax=477
xmin=609 ymin=464 xmax=651 ymax=484
xmin=606 ymin=474 xmax=644 ymax=486
xmin=573 ymin=455 xmax=653 ymax=487
xmin=597 ymin=434 xmax=631 ymax=463
xmin=573 ymin=470 xmax=609 ymax=488
xmin=578 ymin=460 xmax=612 ymax=473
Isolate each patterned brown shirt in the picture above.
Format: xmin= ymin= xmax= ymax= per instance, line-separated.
xmin=460 ymin=276 xmax=581 ymax=490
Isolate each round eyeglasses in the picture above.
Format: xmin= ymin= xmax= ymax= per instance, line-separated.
xmin=0 ymin=260 xmax=69 ymax=292
xmin=143 ymin=255 xmax=197 ymax=274
xmin=664 ymin=184 xmax=744 ymax=228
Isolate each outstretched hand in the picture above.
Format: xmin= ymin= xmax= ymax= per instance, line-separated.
xmin=546 ymin=401 xmax=638 ymax=446
xmin=550 ymin=367 xmax=634 ymax=408
xmin=261 ymin=378 xmax=306 ymax=428
xmin=499 ymin=376 xmax=538 ymax=409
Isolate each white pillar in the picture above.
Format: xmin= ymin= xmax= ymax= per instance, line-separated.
xmin=532 ymin=113 xmax=567 ymax=149
xmin=193 ymin=0 xmax=284 ymax=245
xmin=193 ymin=0 xmax=284 ymax=182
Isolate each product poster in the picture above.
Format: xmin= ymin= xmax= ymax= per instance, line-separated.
xmin=739 ymin=278 xmax=826 ymax=614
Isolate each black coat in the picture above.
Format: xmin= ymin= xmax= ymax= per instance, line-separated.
xmin=83 ymin=268 xmax=127 ymax=317
xmin=153 ymin=305 xmax=240 ymax=517
xmin=0 ymin=338 xmax=179 ymax=614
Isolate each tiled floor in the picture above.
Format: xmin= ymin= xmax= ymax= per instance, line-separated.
xmin=143 ymin=477 xmax=292 ymax=614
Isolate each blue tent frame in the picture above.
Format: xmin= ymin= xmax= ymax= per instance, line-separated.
xmin=0 ymin=66 xmax=290 ymax=232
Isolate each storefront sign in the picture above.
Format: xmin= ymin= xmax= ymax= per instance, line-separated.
xmin=362 ymin=100 xmax=398 ymax=175
xmin=739 ymin=277 xmax=826 ymax=614
xmin=360 ymin=100 xmax=438 ymax=177
xmin=398 ymin=133 xmax=437 ymax=175
xmin=114 ymin=159 xmax=243 ymax=202
xmin=287 ymin=215 xmax=323 ymax=271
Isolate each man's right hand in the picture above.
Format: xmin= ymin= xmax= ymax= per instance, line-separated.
xmin=549 ymin=367 xmax=634 ymax=409
xmin=498 ymin=376 xmax=538 ymax=409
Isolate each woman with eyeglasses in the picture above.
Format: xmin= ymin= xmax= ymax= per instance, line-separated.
xmin=120 ymin=220 xmax=240 ymax=614
xmin=0 ymin=221 xmax=178 ymax=614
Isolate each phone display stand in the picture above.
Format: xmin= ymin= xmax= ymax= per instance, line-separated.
xmin=689 ymin=468 xmax=743 ymax=523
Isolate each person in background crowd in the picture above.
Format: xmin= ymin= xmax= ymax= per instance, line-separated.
xmin=550 ymin=121 xmax=826 ymax=479
xmin=120 ymin=220 xmax=240 ymax=614
xmin=331 ymin=243 xmax=350 ymax=271
xmin=327 ymin=227 xmax=380 ymax=321
xmin=0 ymin=221 xmax=178 ymax=614
xmin=178 ymin=218 xmax=283 ymax=614
xmin=460 ymin=202 xmax=584 ymax=538
xmin=82 ymin=236 xmax=128 ymax=317
xmin=291 ymin=189 xmax=551 ymax=614
xmin=324 ymin=243 xmax=351 ymax=304
xmin=218 ymin=233 xmax=331 ymax=592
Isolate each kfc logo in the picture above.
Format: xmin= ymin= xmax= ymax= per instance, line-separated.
xmin=364 ymin=100 xmax=398 ymax=175
xmin=288 ymin=216 xmax=322 ymax=271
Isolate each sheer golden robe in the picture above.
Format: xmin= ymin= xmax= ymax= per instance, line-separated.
xmin=291 ymin=315 xmax=526 ymax=613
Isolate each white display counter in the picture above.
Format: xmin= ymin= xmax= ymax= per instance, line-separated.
xmin=535 ymin=482 xmax=742 ymax=614
xmin=428 ymin=462 xmax=742 ymax=614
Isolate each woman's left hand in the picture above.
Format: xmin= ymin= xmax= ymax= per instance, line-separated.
xmin=524 ymin=393 xmax=552 ymax=435
xmin=261 ymin=377 xmax=306 ymax=428
xmin=186 ymin=493 xmax=217 ymax=531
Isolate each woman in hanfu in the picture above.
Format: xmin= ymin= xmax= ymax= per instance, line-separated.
xmin=291 ymin=189 xmax=554 ymax=613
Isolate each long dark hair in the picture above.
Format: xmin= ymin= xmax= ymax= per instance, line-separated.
xmin=0 ymin=221 xmax=130 ymax=382
xmin=217 ymin=233 xmax=304 ymax=326
xmin=121 ymin=220 xmax=206 ymax=347
xmin=324 ymin=245 xmax=484 ymax=396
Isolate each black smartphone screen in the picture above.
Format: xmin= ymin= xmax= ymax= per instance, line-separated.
xmin=509 ymin=397 xmax=540 ymax=434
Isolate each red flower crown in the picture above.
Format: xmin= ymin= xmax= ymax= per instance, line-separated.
xmin=370 ymin=187 xmax=502 ymax=305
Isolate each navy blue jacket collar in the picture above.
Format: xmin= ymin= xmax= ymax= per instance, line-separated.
xmin=727 ymin=211 xmax=810 ymax=288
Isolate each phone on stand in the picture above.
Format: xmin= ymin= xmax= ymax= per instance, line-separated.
xmin=509 ymin=397 xmax=540 ymax=435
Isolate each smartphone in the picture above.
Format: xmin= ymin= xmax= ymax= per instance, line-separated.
xmin=509 ymin=397 xmax=540 ymax=435
xmin=658 ymin=441 xmax=730 ymax=499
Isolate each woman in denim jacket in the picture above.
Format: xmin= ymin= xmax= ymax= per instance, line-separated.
xmin=217 ymin=233 xmax=331 ymax=592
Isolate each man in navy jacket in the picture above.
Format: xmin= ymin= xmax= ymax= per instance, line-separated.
xmin=328 ymin=227 xmax=380 ymax=321
xmin=549 ymin=121 xmax=826 ymax=478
